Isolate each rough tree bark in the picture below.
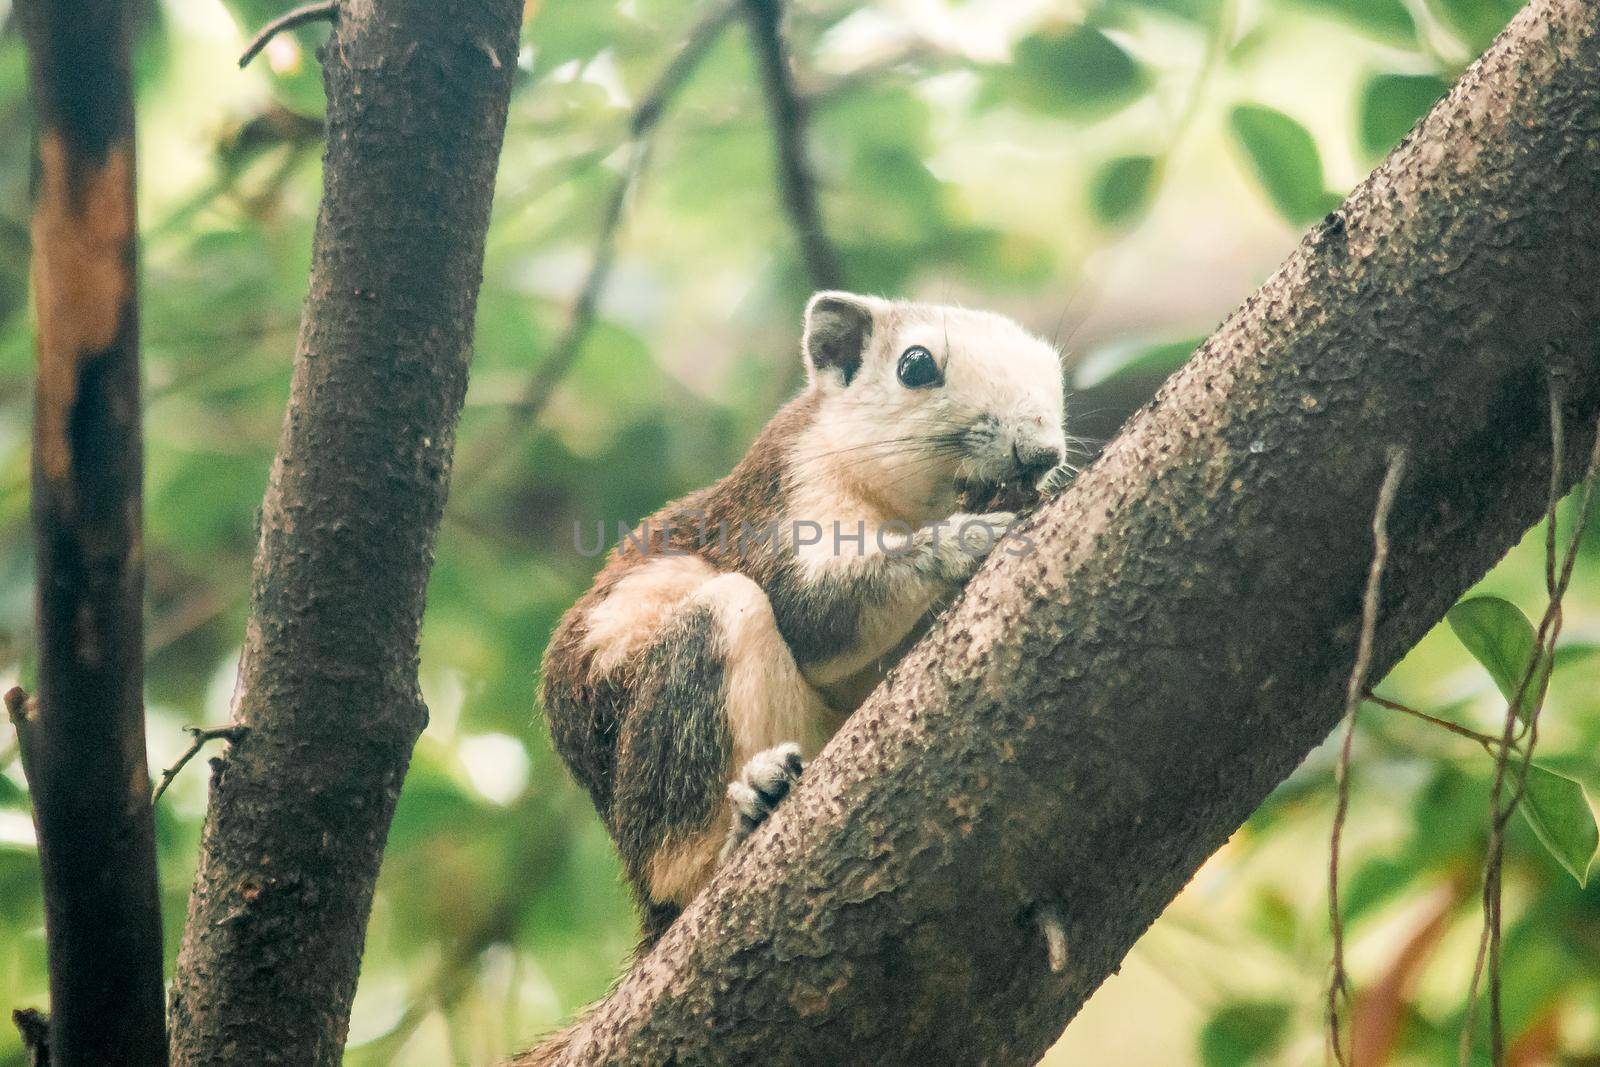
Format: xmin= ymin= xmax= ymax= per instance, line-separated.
xmin=522 ymin=1 xmax=1600 ymax=1063
xmin=10 ymin=0 xmax=167 ymax=1062
xmin=165 ymin=2 xmax=521 ymax=1064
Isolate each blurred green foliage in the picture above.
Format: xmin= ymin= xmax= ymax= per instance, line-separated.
xmin=1358 ymin=73 xmax=1450 ymax=159
xmin=1295 ymin=0 xmax=1417 ymax=44
xmin=1228 ymin=103 xmax=1340 ymax=225
xmin=1090 ymin=154 xmax=1158 ymax=227
xmin=0 ymin=0 xmax=1594 ymax=1064
xmin=991 ymin=25 xmax=1149 ymax=118
xmin=1200 ymin=1000 xmax=1294 ymax=1066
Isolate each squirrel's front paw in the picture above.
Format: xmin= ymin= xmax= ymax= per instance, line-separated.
xmin=926 ymin=510 xmax=1015 ymax=581
xmin=1037 ymin=462 xmax=1075 ymax=499
xmin=722 ymin=743 xmax=806 ymax=860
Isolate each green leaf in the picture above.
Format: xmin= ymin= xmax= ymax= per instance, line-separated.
xmin=1072 ymin=336 xmax=1203 ymax=389
xmin=1446 ymin=595 xmax=1550 ymax=714
xmin=1228 ymin=105 xmax=1341 ymax=226
xmin=1343 ymin=856 xmax=1413 ymax=924
xmin=1358 ymin=73 xmax=1450 ymax=158
xmin=1409 ymin=764 xmax=1491 ymax=868
xmin=1553 ymin=642 xmax=1600 ymax=672
xmin=1429 ymin=0 xmax=1523 ymax=53
xmin=1004 ymin=27 xmax=1148 ymax=120
xmin=1521 ymin=763 xmax=1599 ymax=886
xmin=1292 ymin=0 xmax=1418 ymax=44
xmin=0 ymin=768 xmax=22 ymax=809
xmin=1245 ymin=889 xmax=1298 ymax=952
xmin=1090 ymin=155 xmax=1158 ymax=227
xmin=1199 ymin=1001 xmax=1293 ymax=1066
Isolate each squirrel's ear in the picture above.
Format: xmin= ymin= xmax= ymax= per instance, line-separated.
xmin=802 ymin=291 xmax=877 ymax=387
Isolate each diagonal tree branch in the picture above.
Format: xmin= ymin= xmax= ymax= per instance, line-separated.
xmin=166 ymin=2 xmax=522 ymax=1063
xmin=517 ymin=1 xmax=1600 ymax=1062
xmin=12 ymin=0 xmax=167 ymax=1061
xmin=741 ymin=0 xmax=845 ymax=291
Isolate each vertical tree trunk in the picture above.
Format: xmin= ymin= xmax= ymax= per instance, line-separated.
xmin=12 ymin=0 xmax=167 ymax=1062
xmin=165 ymin=2 xmax=522 ymax=1063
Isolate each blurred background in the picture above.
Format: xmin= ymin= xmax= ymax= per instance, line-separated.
xmin=2 ymin=0 xmax=1597 ymax=1063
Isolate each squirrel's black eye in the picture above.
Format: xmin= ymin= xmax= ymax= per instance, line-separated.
xmin=896 ymin=345 xmax=941 ymax=389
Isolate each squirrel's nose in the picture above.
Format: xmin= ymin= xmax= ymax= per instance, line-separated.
xmin=1011 ymin=440 xmax=1062 ymax=483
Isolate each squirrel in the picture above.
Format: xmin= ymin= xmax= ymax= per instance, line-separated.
xmin=539 ymin=290 xmax=1068 ymax=949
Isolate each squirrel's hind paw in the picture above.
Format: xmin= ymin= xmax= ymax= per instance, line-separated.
xmin=722 ymin=742 xmax=806 ymax=860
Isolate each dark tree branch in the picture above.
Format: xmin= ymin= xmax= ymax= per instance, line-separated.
xmin=166 ymin=2 xmax=522 ymax=1063
xmin=238 ymin=1 xmax=338 ymax=70
xmin=12 ymin=0 xmax=167 ymax=1061
xmin=516 ymin=2 xmax=1600 ymax=1062
xmin=741 ymin=0 xmax=845 ymax=291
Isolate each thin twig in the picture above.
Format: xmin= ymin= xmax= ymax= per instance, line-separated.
xmin=147 ymin=590 xmax=234 ymax=654
xmin=152 ymin=724 xmax=249 ymax=804
xmin=238 ymin=1 xmax=338 ymax=70
xmin=1363 ymin=691 xmax=1507 ymax=753
xmin=0 ymin=688 xmax=25 ymax=774
xmin=1461 ymin=389 xmax=1600 ymax=1066
xmin=458 ymin=0 xmax=741 ymax=485
xmin=1147 ymin=0 xmax=1235 ymax=204
xmin=1327 ymin=448 xmax=1408 ymax=1067
xmin=631 ymin=0 xmax=744 ymax=139
xmin=526 ymin=0 xmax=742 ymax=424
xmin=507 ymin=140 xmax=650 ymax=431
xmin=3 ymin=685 xmax=29 ymax=724
xmin=1545 ymin=378 xmax=1565 ymax=597
xmin=1502 ymin=402 xmax=1600 ymax=832
xmin=741 ymin=0 xmax=845 ymax=291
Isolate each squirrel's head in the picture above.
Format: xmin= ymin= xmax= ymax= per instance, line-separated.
xmin=796 ymin=290 xmax=1067 ymax=523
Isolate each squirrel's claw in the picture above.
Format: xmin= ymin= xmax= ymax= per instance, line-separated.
xmin=722 ymin=742 xmax=806 ymax=860
xmin=1037 ymin=462 xmax=1077 ymax=499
